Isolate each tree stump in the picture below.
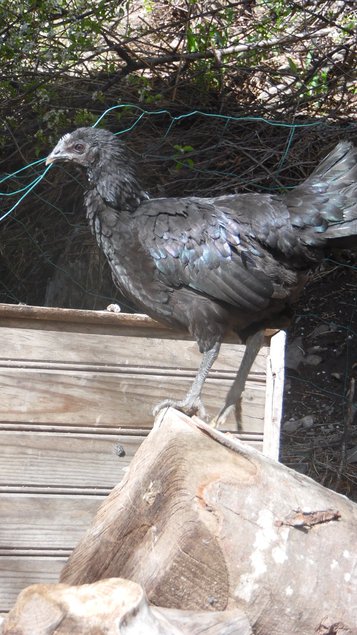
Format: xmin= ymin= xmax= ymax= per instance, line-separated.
xmin=2 ymin=408 xmax=356 ymax=634
xmin=57 ymin=408 xmax=356 ymax=634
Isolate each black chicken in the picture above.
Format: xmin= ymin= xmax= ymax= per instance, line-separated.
xmin=46 ymin=128 xmax=357 ymax=425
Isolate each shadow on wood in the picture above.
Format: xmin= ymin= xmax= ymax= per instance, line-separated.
xmin=2 ymin=408 xmax=357 ymax=634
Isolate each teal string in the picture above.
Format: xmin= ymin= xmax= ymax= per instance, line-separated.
xmin=1 ymin=104 xmax=351 ymax=223
xmin=0 ymin=164 xmax=52 ymax=222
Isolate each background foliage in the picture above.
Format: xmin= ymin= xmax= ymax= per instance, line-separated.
xmin=1 ymin=0 xmax=356 ymax=307
xmin=0 ymin=0 xmax=355 ymax=158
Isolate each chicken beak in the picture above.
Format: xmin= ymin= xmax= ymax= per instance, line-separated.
xmin=45 ymin=138 xmax=68 ymax=165
xmin=45 ymin=154 xmax=56 ymax=165
xmin=45 ymin=149 xmax=63 ymax=165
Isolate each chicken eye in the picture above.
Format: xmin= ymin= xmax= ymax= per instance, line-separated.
xmin=74 ymin=143 xmax=85 ymax=153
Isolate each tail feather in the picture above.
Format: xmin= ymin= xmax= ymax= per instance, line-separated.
xmin=286 ymin=141 xmax=357 ymax=246
xmin=311 ymin=141 xmax=356 ymax=181
xmin=307 ymin=141 xmax=357 ymax=222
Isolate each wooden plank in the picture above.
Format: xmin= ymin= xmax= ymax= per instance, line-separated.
xmin=0 ymin=423 xmax=148 ymax=436
xmin=0 ymin=556 xmax=65 ymax=612
xmin=0 ymin=494 xmax=103 ymax=550
xmin=0 ymin=431 xmax=142 ymax=489
xmin=0 ymin=370 xmax=266 ymax=431
xmin=0 ymin=325 xmax=268 ymax=375
xmin=0 ymin=424 xmax=262 ymax=442
xmin=0 ymin=431 xmax=264 ymax=493
xmin=0 ymin=303 xmax=279 ymax=337
xmin=0 ymin=305 xmax=168 ymax=329
xmin=263 ymin=330 xmax=286 ymax=460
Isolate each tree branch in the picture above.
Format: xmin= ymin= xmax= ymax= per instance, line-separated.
xmin=102 ymin=27 xmax=333 ymax=90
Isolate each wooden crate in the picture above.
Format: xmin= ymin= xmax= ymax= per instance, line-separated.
xmin=0 ymin=303 xmax=285 ymax=612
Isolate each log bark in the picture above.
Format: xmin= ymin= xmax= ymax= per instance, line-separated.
xmin=56 ymin=408 xmax=357 ymax=634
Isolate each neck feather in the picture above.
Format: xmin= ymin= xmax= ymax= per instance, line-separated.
xmin=88 ymin=152 xmax=147 ymax=212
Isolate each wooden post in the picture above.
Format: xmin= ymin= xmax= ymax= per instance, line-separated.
xmin=263 ymin=329 xmax=286 ymax=459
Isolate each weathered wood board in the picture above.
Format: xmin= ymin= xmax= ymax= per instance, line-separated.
xmin=0 ymin=557 xmax=66 ymax=613
xmin=0 ymin=303 xmax=286 ymax=612
xmin=0 ymin=431 xmax=138 ymax=489
xmin=0 ymin=494 xmax=103 ymax=549
xmin=0 ymin=369 xmax=267 ymax=429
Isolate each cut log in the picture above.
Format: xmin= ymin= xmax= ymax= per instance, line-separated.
xmin=1 ymin=578 xmax=252 ymax=635
xmin=57 ymin=408 xmax=357 ymax=634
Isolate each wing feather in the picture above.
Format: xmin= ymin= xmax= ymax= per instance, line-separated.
xmin=136 ymin=197 xmax=277 ymax=312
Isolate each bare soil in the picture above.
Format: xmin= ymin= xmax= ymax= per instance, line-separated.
xmin=281 ymin=255 xmax=357 ymax=501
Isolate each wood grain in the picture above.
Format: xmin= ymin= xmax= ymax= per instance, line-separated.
xmin=0 ymin=556 xmax=65 ymax=612
xmin=0 ymin=431 xmax=141 ymax=489
xmin=0 ymin=324 xmax=268 ymax=374
xmin=0 ymin=430 xmax=264 ymax=492
xmin=263 ymin=330 xmax=286 ymax=460
xmin=0 ymin=494 xmax=102 ymax=550
xmin=60 ymin=409 xmax=357 ymax=634
xmin=0 ymin=303 xmax=279 ymax=337
xmin=2 ymin=578 xmax=253 ymax=634
xmin=0 ymin=369 xmax=266 ymax=430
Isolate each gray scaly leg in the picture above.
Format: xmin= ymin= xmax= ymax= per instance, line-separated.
xmin=153 ymin=341 xmax=221 ymax=419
